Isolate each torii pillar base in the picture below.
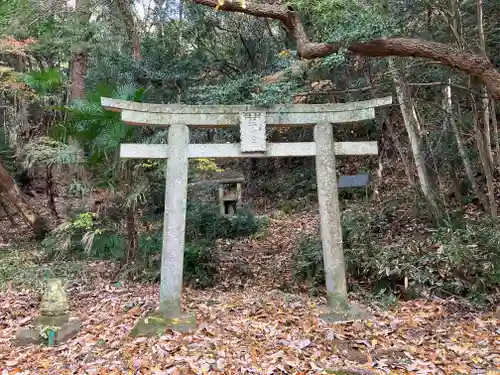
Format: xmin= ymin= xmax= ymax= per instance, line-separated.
xmin=319 ymin=303 xmax=372 ymax=324
xmin=130 ymin=311 xmax=196 ymax=337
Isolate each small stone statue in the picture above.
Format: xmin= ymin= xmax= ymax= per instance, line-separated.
xmin=40 ymin=278 xmax=69 ymax=316
xmin=15 ymin=278 xmax=80 ymax=346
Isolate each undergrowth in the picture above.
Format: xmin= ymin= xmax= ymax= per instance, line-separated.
xmin=293 ymin=205 xmax=500 ymax=305
xmin=40 ymin=199 xmax=266 ymax=287
xmin=0 ymin=243 xmax=86 ymax=292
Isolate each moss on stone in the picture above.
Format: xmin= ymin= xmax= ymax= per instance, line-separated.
xmin=326 ymin=291 xmax=349 ymax=311
xmin=130 ymin=311 xmax=196 ymax=337
xmin=319 ymin=303 xmax=372 ymax=323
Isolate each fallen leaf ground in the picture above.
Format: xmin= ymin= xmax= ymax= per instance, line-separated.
xmin=0 ymin=211 xmax=499 ymax=375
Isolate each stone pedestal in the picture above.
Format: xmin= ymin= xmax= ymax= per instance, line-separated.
xmin=15 ymin=278 xmax=81 ymax=346
xmin=16 ymin=319 xmax=81 ymax=346
xmin=318 ymin=303 xmax=372 ymax=323
xmin=130 ymin=311 xmax=196 ymax=337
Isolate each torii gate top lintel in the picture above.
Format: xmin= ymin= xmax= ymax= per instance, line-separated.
xmin=101 ymin=96 xmax=393 ymax=128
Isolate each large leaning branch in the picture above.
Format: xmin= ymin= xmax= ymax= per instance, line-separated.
xmin=191 ymin=0 xmax=500 ymax=100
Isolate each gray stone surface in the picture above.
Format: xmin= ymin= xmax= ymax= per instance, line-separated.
xmin=102 ymin=96 xmax=393 ymax=114
xmin=130 ymin=312 xmax=196 ymax=337
xmin=39 ymin=278 xmax=69 ymax=316
xmin=120 ymin=141 xmax=378 ymax=159
xmin=314 ymin=123 xmax=349 ymax=311
xmin=15 ymin=319 xmax=81 ymax=346
xmin=34 ymin=314 xmax=69 ymax=327
xmin=319 ymin=303 xmax=372 ymax=323
xmin=15 ymin=327 xmax=44 ymax=346
xmin=120 ymin=107 xmax=376 ymax=127
xmin=338 ymin=173 xmax=372 ymax=189
xmin=160 ymin=124 xmax=190 ymax=319
xmin=239 ymin=111 xmax=267 ymax=152
xmin=53 ymin=320 xmax=81 ymax=344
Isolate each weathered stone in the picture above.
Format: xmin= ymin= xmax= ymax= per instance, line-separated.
xmin=15 ymin=320 xmax=81 ymax=346
xmin=53 ymin=320 xmax=81 ymax=344
xmin=39 ymin=278 xmax=69 ymax=316
xmin=34 ymin=314 xmax=69 ymax=327
xmin=121 ymin=107 xmax=377 ymax=127
xmin=314 ymin=123 xmax=349 ymax=310
xmin=160 ymin=124 xmax=190 ymax=319
xmin=495 ymin=305 xmax=500 ymax=318
xmin=101 ymin=96 xmax=393 ymax=127
xmin=120 ymin=141 xmax=378 ymax=159
xmin=15 ymin=327 xmax=45 ymax=346
xmin=104 ymin=96 xmax=392 ymax=324
xmin=319 ymin=303 xmax=373 ymax=324
xmin=130 ymin=312 xmax=196 ymax=337
xmin=218 ymin=179 xmax=243 ymax=216
xmin=239 ymin=111 xmax=266 ymax=152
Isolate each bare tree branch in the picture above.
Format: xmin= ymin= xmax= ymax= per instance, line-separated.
xmin=191 ymin=0 xmax=500 ymax=100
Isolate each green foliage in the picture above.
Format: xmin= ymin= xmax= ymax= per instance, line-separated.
xmin=41 ymin=199 xmax=264 ymax=287
xmin=187 ymin=74 xmax=259 ymax=105
xmin=131 ymin=200 xmax=263 ymax=286
xmin=137 ymin=232 xmax=217 ymax=287
xmin=183 ymin=242 xmax=218 ymax=287
xmin=23 ymin=68 xmax=65 ymax=95
xmin=185 ymin=200 xmax=260 ymax=242
xmin=0 ymin=242 xmax=85 ymax=292
xmin=23 ymin=136 xmax=83 ymax=169
xmin=290 ymin=0 xmax=397 ymax=43
xmin=293 ymin=235 xmax=324 ymax=286
xmin=41 ymin=212 xmax=123 ymax=260
xmin=292 ymin=207 xmax=500 ymax=304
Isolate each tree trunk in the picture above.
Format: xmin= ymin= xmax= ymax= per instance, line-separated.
xmin=389 ymin=58 xmax=441 ymax=220
xmin=477 ymin=0 xmax=495 ymax=170
xmin=385 ymin=118 xmax=415 ymax=186
xmin=0 ymin=193 xmax=17 ymax=226
xmin=70 ymin=52 xmax=88 ymax=100
xmin=0 ymin=158 xmax=47 ymax=237
xmin=443 ymin=82 xmax=480 ymax=197
xmin=69 ymin=0 xmax=91 ymax=101
xmin=112 ymin=0 xmax=142 ymax=61
xmin=491 ymin=100 xmax=500 ymax=170
xmin=126 ymin=206 xmax=138 ymax=263
xmin=471 ymin=94 xmax=497 ymax=218
xmin=46 ymin=166 xmax=58 ymax=219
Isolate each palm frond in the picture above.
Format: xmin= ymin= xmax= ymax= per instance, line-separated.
xmin=125 ymin=176 xmax=149 ymax=209
xmin=22 ymin=136 xmax=84 ymax=168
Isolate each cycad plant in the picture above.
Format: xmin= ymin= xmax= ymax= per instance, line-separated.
xmin=30 ymin=82 xmax=165 ymax=263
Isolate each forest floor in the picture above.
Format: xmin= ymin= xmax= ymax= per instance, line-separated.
xmin=0 ymin=210 xmax=499 ymax=375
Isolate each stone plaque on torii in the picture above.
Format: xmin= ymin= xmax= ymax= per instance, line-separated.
xmin=101 ymin=96 xmax=392 ymax=334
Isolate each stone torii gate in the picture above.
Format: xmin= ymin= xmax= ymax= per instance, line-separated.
xmin=101 ymin=96 xmax=392 ymax=334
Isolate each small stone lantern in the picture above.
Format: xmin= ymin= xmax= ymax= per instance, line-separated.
xmin=218 ymin=177 xmax=244 ymax=216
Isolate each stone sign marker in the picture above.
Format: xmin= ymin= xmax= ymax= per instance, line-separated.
xmin=101 ymin=96 xmax=392 ymax=334
xmin=240 ymin=111 xmax=267 ymax=152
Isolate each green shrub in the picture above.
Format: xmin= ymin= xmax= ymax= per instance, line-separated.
xmin=42 ymin=199 xmax=263 ymax=286
xmin=185 ymin=200 xmax=260 ymax=241
xmin=138 ymin=233 xmax=217 ymax=287
xmin=41 ymin=212 xmax=124 ymax=260
xmin=292 ymin=207 xmax=500 ymax=303
xmin=293 ymin=235 xmax=324 ymax=286
xmin=183 ymin=241 xmax=218 ymax=287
